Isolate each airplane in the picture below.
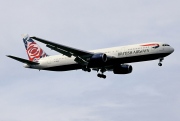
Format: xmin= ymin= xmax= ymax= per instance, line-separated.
xmin=7 ymin=34 xmax=174 ymax=79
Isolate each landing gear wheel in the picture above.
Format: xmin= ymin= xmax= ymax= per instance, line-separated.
xmin=158 ymin=58 xmax=164 ymax=67
xmin=97 ymin=74 xmax=106 ymax=79
xmin=87 ymin=68 xmax=91 ymax=72
xmin=102 ymin=75 xmax=106 ymax=79
xmin=158 ymin=63 xmax=162 ymax=66
xmin=97 ymin=68 xmax=107 ymax=79
xmin=82 ymin=66 xmax=91 ymax=72
xmin=97 ymin=73 xmax=101 ymax=78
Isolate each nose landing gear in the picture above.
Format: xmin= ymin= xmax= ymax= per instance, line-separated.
xmin=158 ymin=63 xmax=162 ymax=66
xmin=158 ymin=58 xmax=164 ymax=67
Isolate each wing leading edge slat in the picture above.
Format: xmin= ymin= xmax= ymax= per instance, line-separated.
xmin=30 ymin=36 xmax=94 ymax=57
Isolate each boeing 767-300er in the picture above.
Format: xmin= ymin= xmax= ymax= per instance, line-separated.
xmin=7 ymin=34 xmax=174 ymax=79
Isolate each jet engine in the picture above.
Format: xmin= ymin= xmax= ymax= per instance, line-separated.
xmin=113 ymin=64 xmax=133 ymax=74
xmin=89 ymin=53 xmax=107 ymax=67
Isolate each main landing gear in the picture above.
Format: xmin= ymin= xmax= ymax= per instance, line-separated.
xmin=97 ymin=68 xmax=106 ymax=79
xmin=82 ymin=66 xmax=107 ymax=79
xmin=97 ymin=73 xmax=106 ymax=79
xmin=158 ymin=58 xmax=164 ymax=67
xmin=82 ymin=66 xmax=91 ymax=72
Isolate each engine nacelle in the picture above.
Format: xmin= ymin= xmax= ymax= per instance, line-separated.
xmin=89 ymin=53 xmax=107 ymax=67
xmin=113 ymin=64 xmax=133 ymax=74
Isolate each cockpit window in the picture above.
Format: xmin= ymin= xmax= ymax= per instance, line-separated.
xmin=162 ymin=44 xmax=170 ymax=46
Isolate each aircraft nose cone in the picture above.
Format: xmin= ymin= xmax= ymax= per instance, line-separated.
xmin=170 ymin=47 xmax=174 ymax=53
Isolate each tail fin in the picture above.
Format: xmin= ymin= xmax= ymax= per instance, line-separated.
xmin=22 ymin=34 xmax=48 ymax=62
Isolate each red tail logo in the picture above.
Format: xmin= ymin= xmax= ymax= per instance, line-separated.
xmin=23 ymin=34 xmax=47 ymax=62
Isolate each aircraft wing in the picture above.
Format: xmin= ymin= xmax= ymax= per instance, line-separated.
xmin=31 ymin=36 xmax=94 ymax=58
xmin=7 ymin=55 xmax=39 ymax=65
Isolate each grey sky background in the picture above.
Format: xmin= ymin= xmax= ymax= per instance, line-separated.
xmin=0 ymin=0 xmax=180 ymax=121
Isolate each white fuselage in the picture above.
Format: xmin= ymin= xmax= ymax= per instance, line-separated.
xmin=26 ymin=42 xmax=174 ymax=71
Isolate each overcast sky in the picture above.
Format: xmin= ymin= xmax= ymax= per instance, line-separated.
xmin=0 ymin=0 xmax=180 ymax=121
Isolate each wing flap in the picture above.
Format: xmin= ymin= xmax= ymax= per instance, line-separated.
xmin=74 ymin=56 xmax=88 ymax=66
xmin=7 ymin=55 xmax=39 ymax=65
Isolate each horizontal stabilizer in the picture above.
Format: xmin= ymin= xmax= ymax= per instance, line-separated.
xmin=7 ymin=55 xmax=39 ymax=65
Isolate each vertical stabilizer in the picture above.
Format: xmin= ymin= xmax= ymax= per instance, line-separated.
xmin=22 ymin=34 xmax=47 ymax=62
